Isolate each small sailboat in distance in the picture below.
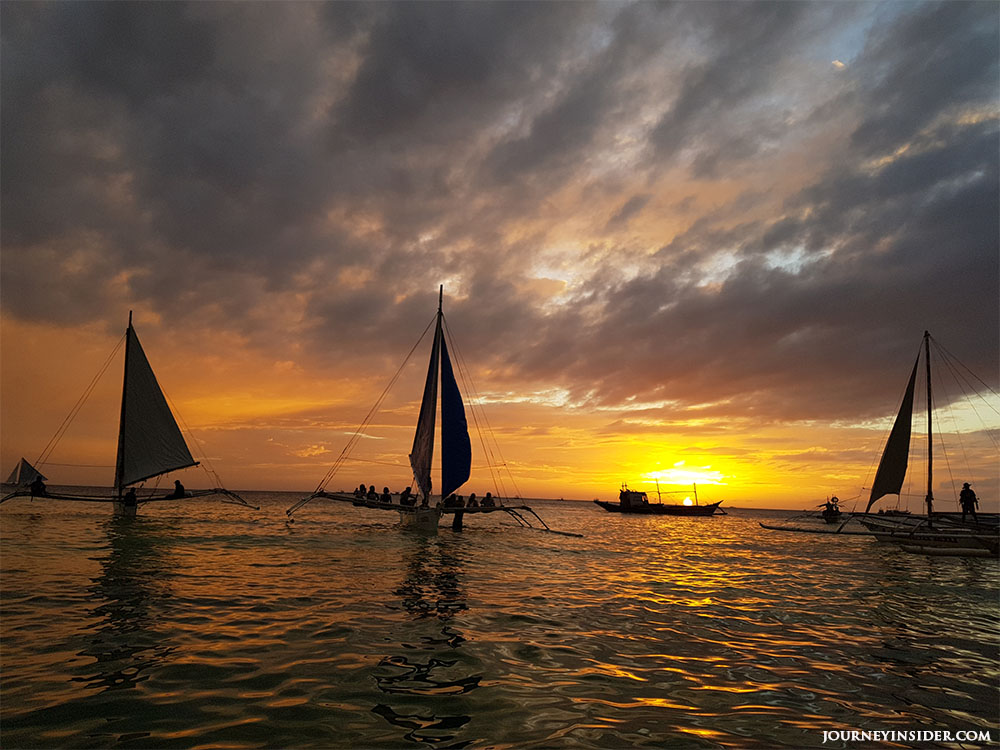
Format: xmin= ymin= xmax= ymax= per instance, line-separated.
xmin=2 ymin=312 xmax=256 ymax=516
xmin=286 ymin=287 xmax=575 ymax=536
xmin=4 ymin=457 xmax=47 ymax=487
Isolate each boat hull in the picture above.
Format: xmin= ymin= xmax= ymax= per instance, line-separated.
xmin=398 ymin=506 xmax=442 ymax=534
xmin=593 ymin=500 xmax=722 ymax=516
xmin=113 ymin=501 xmax=138 ymax=518
xmin=856 ymin=516 xmax=999 ymax=557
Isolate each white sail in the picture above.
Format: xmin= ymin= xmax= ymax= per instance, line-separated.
xmin=5 ymin=458 xmax=46 ymax=486
xmin=114 ymin=324 xmax=197 ymax=490
xmin=409 ymin=314 xmax=441 ymax=499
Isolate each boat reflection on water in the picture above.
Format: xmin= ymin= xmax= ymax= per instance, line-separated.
xmin=74 ymin=516 xmax=176 ymax=694
xmin=372 ymin=535 xmax=480 ymax=745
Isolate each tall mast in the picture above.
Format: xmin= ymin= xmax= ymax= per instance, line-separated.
xmin=924 ymin=330 xmax=933 ymax=515
xmin=437 ymin=285 xmax=444 ymax=495
xmin=114 ymin=311 xmax=133 ymax=497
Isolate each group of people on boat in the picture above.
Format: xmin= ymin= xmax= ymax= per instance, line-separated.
xmin=354 ymin=484 xmax=407 ymax=504
xmin=443 ymin=492 xmax=496 ymax=508
xmin=819 ymin=483 xmax=980 ymax=521
xmin=352 ymin=484 xmax=498 ymax=509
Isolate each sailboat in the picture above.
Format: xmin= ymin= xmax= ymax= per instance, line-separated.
xmin=761 ymin=331 xmax=998 ymax=557
xmin=1 ymin=313 xmax=256 ymax=516
xmin=852 ymin=332 xmax=997 ymax=555
xmin=4 ymin=458 xmax=47 ymax=487
xmin=286 ymin=288 xmax=574 ymax=536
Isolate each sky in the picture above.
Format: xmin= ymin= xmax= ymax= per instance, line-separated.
xmin=2 ymin=1 xmax=998 ymax=511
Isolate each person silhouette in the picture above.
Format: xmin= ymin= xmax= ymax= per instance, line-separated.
xmin=29 ymin=475 xmax=47 ymax=497
xmin=959 ymin=482 xmax=979 ymax=523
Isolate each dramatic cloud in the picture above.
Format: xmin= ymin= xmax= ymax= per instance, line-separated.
xmin=2 ymin=1 xmax=997 ymax=505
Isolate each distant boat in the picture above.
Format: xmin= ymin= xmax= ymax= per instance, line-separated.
xmin=1 ymin=313 xmax=256 ymax=516
xmin=4 ymin=457 xmax=46 ymax=487
xmin=286 ymin=288 xmax=575 ymax=537
xmin=594 ymin=483 xmax=724 ymax=516
xmin=762 ymin=331 xmax=997 ymax=557
xmin=819 ymin=497 xmax=842 ymax=524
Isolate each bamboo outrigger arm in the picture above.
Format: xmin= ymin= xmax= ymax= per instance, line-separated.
xmin=285 ymin=489 xmax=582 ymax=536
xmin=1 ymin=487 xmax=258 ymax=509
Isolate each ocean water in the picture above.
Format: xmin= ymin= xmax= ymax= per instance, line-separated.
xmin=1 ymin=492 xmax=997 ymax=749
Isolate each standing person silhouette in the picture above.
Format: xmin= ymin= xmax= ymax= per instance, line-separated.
xmin=959 ymin=482 xmax=979 ymax=523
xmin=29 ymin=475 xmax=47 ymax=497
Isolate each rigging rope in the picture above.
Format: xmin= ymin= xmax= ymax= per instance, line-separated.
xmin=313 ymin=314 xmax=437 ymax=493
xmin=442 ymin=314 xmax=523 ymax=501
xmin=164 ymin=389 xmax=227 ymax=489
xmin=36 ymin=332 xmax=127 ymax=469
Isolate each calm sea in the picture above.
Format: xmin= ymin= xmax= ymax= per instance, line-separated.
xmin=1 ymin=491 xmax=997 ymax=749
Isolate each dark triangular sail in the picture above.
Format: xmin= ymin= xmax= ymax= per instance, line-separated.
xmin=866 ymin=355 xmax=919 ymax=512
xmin=409 ymin=316 xmax=441 ymax=499
xmin=114 ymin=324 xmax=197 ymax=491
xmin=6 ymin=457 xmax=46 ymax=486
xmin=440 ymin=333 xmax=471 ymax=498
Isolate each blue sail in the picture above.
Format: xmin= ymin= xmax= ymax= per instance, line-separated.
xmin=439 ymin=333 xmax=471 ymax=499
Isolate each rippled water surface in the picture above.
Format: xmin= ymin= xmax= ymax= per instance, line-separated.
xmin=2 ymin=493 xmax=998 ymax=749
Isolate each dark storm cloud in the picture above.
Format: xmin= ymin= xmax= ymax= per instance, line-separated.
xmin=648 ymin=1 xmax=817 ymax=166
xmin=332 ymin=2 xmax=578 ymax=143
xmin=848 ymin=1 xmax=998 ymax=156
xmin=1 ymin=1 xmax=996 ymax=425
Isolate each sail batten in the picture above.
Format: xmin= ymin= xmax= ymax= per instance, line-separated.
xmin=866 ymin=354 xmax=919 ymax=512
xmin=440 ymin=333 xmax=471 ymax=498
xmin=114 ymin=325 xmax=197 ymax=490
xmin=409 ymin=315 xmax=441 ymax=498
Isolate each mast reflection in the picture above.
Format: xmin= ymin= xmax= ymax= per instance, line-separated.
xmin=74 ymin=516 xmax=176 ymax=693
xmin=373 ymin=535 xmax=480 ymax=746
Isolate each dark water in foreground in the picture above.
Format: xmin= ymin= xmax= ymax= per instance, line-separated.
xmin=1 ymin=492 xmax=997 ymax=749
